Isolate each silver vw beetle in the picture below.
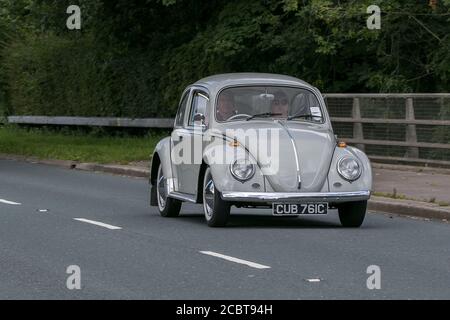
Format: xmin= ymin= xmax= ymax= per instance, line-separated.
xmin=150 ymin=73 xmax=372 ymax=227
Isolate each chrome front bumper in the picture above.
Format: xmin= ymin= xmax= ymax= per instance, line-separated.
xmin=221 ymin=190 xmax=371 ymax=203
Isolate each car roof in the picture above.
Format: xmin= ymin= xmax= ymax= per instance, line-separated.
xmin=193 ymin=73 xmax=314 ymax=92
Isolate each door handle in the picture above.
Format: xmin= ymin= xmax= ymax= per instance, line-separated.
xmin=173 ymin=133 xmax=183 ymax=141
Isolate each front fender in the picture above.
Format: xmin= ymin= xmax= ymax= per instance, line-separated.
xmin=328 ymin=146 xmax=372 ymax=193
xmin=202 ymin=139 xmax=266 ymax=193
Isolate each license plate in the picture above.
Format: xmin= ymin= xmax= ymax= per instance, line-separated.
xmin=272 ymin=203 xmax=328 ymax=216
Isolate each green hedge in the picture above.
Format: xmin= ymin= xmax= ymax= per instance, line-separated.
xmin=2 ymin=34 xmax=175 ymax=118
xmin=3 ymin=1 xmax=450 ymax=119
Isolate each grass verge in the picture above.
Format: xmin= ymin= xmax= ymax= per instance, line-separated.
xmin=372 ymin=191 xmax=449 ymax=207
xmin=0 ymin=125 xmax=167 ymax=164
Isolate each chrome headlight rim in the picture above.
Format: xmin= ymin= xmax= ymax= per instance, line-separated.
xmin=230 ymin=159 xmax=256 ymax=182
xmin=337 ymin=156 xmax=362 ymax=181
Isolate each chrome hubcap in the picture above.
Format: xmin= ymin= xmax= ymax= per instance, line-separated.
xmin=203 ymin=171 xmax=215 ymax=219
xmin=157 ymin=166 xmax=167 ymax=210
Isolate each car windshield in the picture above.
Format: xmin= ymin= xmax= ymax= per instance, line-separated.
xmin=215 ymin=86 xmax=324 ymax=123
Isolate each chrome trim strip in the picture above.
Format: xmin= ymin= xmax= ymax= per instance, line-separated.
xmin=221 ymin=191 xmax=371 ymax=203
xmin=197 ymin=92 xmax=209 ymax=101
xmin=168 ymin=191 xmax=197 ymax=203
xmin=278 ymin=120 xmax=302 ymax=189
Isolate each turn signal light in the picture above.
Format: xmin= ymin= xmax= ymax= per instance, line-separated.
xmin=338 ymin=141 xmax=347 ymax=148
xmin=229 ymin=140 xmax=240 ymax=147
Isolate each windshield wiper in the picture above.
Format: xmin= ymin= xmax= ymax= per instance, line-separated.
xmin=246 ymin=112 xmax=282 ymax=121
xmin=287 ymin=113 xmax=319 ymax=120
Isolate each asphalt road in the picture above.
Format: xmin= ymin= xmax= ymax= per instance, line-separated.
xmin=0 ymin=159 xmax=449 ymax=300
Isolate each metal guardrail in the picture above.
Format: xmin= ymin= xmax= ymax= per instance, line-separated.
xmin=7 ymin=116 xmax=174 ymax=128
xmin=6 ymin=93 xmax=450 ymax=166
xmin=323 ymin=93 xmax=450 ymax=166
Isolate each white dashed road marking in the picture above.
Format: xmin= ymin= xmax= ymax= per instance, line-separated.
xmin=74 ymin=218 xmax=122 ymax=230
xmin=305 ymin=278 xmax=322 ymax=283
xmin=200 ymin=251 xmax=271 ymax=269
xmin=0 ymin=199 xmax=21 ymax=205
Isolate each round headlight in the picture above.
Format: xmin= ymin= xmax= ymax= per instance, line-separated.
xmin=230 ymin=159 xmax=255 ymax=181
xmin=337 ymin=157 xmax=362 ymax=181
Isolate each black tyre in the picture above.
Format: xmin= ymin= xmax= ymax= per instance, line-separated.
xmin=338 ymin=200 xmax=367 ymax=228
xmin=202 ymin=167 xmax=230 ymax=227
xmin=156 ymin=164 xmax=181 ymax=217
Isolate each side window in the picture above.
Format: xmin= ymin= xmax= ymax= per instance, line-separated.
xmin=189 ymin=92 xmax=209 ymax=127
xmin=175 ymin=91 xmax=189 ymax=127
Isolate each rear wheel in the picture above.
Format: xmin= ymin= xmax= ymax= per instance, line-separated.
xmin=202 ymin=167 xmax=230 ymax=227
xmin=338 ymin=200 xmax=367 ymax=228
xmin=156 ymin=164 xmax=181 ymax=217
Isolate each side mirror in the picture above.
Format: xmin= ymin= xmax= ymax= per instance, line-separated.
xmin=193 ymin=113 xmax=206 ymax=127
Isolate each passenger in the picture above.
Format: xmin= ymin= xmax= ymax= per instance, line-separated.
xmin=271 ymin=91 xmax=289 ymax=117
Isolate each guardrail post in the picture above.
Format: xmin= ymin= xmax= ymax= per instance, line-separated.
xmin=405 ymin=97 xmax=419 ymax=158
xmin=352 ymin=97 xmax=365 ymax=151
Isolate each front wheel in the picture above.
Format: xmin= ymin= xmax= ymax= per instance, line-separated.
xmin=156 ymin=164 xmax=181 ymax=217
xmin=202 ymin=167 xmax=230 ymax=227
xmin=338 ymin=200 xmax=367 ymax=228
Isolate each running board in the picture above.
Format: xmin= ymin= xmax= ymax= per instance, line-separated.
xmin=168 ymin=191 xmax=197 ymax=203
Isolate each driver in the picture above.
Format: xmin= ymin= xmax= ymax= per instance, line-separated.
xmin=271 ymin=91 xmax=289 ymax=117
xmin=216 ymin=92 xmax=237 ymax=121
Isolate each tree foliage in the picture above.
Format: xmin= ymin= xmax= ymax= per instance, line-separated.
xmin=1 ymin=0 xmax=449 ymax=117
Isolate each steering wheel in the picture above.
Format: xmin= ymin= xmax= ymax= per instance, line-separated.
xmin=227 ymin=113 xmax=252 ymax=121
